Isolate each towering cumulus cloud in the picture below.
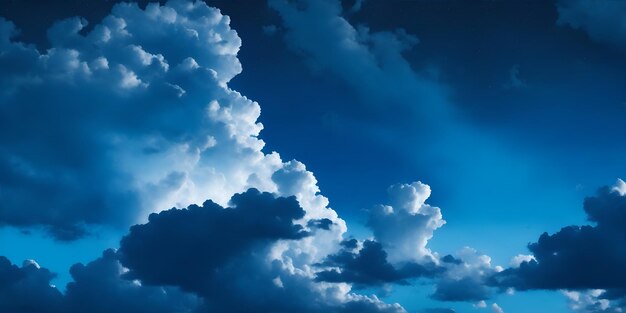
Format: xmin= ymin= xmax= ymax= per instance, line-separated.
xmin=0 ymin=0 xmax=345 ymax=242
xmin=0 ymin=1 xmax=417 ymax=312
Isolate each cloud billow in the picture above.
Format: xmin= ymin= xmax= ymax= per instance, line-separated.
xmin=118 ymin=188 xmax=309 ymax=294
xmin=0 ymin=189 xmax=407 ymax=313
xmin=0 ymin=257 xmax=64 ymax=313
xmin=315 ymin=239 xmax=443 ymax=286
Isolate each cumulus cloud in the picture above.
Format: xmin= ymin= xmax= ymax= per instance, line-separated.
xmin=0 ymin=0 xmax=260 ymax=239
xmin=562 ymin=289 xmax=621 ymax=313
xmin=0 ymin=1 xmax=412 ymax=311
xmin=0 ymin=0 xmax=503 ymax=311
xmin=315 ymin=239 xmax=443 ymax=287
xmin=491 ymin=180 xmax=626 ymax=311
xmin=431 ymin=247 xmax=500 ymax=302
xmin=116 ymin=188 xmax=407 ymax=313
xmin=118 ymin=188 xmax=309 ymax=294
xmin=367 ymin=182 xmax=445 ymax=264
xmin=0 ymin=256 xmax=64 ymax=313
xmin=0 ymin=0 xmax=348 ymax=242
xmin=0 ymin=189 xmax=407 ymax=313
xmin=491 ymin=303 xmax=504 ymax=313
xmin=64 ymin=249 xmax=200 ymax=313
xmin=311 ymin=180 xmax=498 ymax=303
xmin=556 ymin=0 xmax=626 ymax=49
xmin=509 ymin=254 xmax=536 ymax=268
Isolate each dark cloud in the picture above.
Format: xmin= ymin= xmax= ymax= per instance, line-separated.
xmin=117 ymin=188 xmax=403 ymax=313
xmin=316 ymin=239 xmax=442 ymax=286
xmin=0 ymin=189 xmax=404 ymax=313
xmin=118 ymin=188 xmax=308 ymax=294
xmin=0 ymin=250 xmax=200 ymax=313
xmin=440 ymin=255 xmax=462 ymax=265
xmin=492 ymin=184 xmax=626 ymax=291
xmin=431 ymin=277 xmax=491 ymax=302
xmin=308 ymin=218 xmax=334 ymax=230
xmin=65 ymin=249 xmax=200 ymax=313
xmin=0 ymin=257 xmax=64 ymax=313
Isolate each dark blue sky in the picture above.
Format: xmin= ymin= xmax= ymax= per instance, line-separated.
xmin=1 ymin=1 xmax=625 ymax=313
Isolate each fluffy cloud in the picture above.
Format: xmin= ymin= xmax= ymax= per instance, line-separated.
xmin=367 ymin=182 xmax=445 ymax=264
xmin=431 ymin=247 xmax=501 ymax=302
xmin=0 ymin=0 xmax=507 ymax=311
xmin=116 ymin=189 xmax=406 ymax=313
xmin=1 ymin=0 xmax=338 ymax=240
xmin=118 ymin=188 xmax=309 ymax=294
xmin=557 ymin=0 xmax=626 ymax=49
xmin=0 ymin=0 xmax=248 ymax=239
xmin=64 ymin=249 xmax=200 ymax=313
xmin=0 ymin=257 xmax=64 ymax=313
xmin=315 ymin=239 xmax=443 ymax=287
xmin=311 ymin=180 xmax=499 ymax=303
xmin=491 ymin=303 xmax=504 ymax=313
xmin=0 ymin=1 xmax=409 ymax=311
xmin=562 ymin=289 xmax=620 ymax=313
xmin=0 ymin=189 xmax=406 ymax=313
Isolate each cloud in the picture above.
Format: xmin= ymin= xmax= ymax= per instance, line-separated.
xmin=118 ymin=188 xmax=309 ymax=294
xmin=509 ymin=254 xmax=536 ymax=268
xmin=0 ymin=188 xmax=407 ymax=313
xmin=0 ymin=0 xmax=262 ymax=239
xmin=491 ymin=180 xmax=626 ymax=311
xmin=116 ymin=188 xmax=405 ymax=313
xmin=0 ymin=1 xmax=408 ymax=311
xmin=0 ymin=256 xmax=64 ymax=313
xmin=556 ymin=0 xmax=626 ymax=49
xmin=432 ymin=277 xmax=491 ymax=302
xmin=562 ymin=289 xmax=621 ymax=313
xmin=474 ymin=300 xmax=487 ymax=308
xmin=0 ymin=0 xmax=350 ymax=242
xmin=269 ymin=0 xmax=448 ymax=123
xmin=492 ymin=182 xmax=626 ymax=291
xmin=65 ymin=249 xmax=200 ymax=313
xmin=315 ymin=181 xmax=498 ymax=302
xmin=367 ymin=182 xmax=445 ymax=264
xmin=431 ymin=247 xmax=500 ymax=302
xmin=491 ymin=303 xmax=504 ymax=313
xmin=315 ymin=239 xmax=443 ymax=286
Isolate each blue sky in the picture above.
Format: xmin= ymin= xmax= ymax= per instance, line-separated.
xmin=1 ymin=1 xmax=625 ymax=313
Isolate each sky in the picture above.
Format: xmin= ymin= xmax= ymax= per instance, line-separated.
xmin=0 ymin=1 xmax=625 ymax=313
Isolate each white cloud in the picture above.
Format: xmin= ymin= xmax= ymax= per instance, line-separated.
xmin=509 ymin=254 xmax=536 ymax=268
xmin=474 ymin=300 xmax=487 ymax=308
xmin=367 ymin=181 xmax=445 ymax=263
xmin=491 ymin=303 xmax=504 ymax=313
xmin=613 ymin=178 xmax=626 ymax=196
xmin=563 ymin=289 xmax=616 ymax=312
